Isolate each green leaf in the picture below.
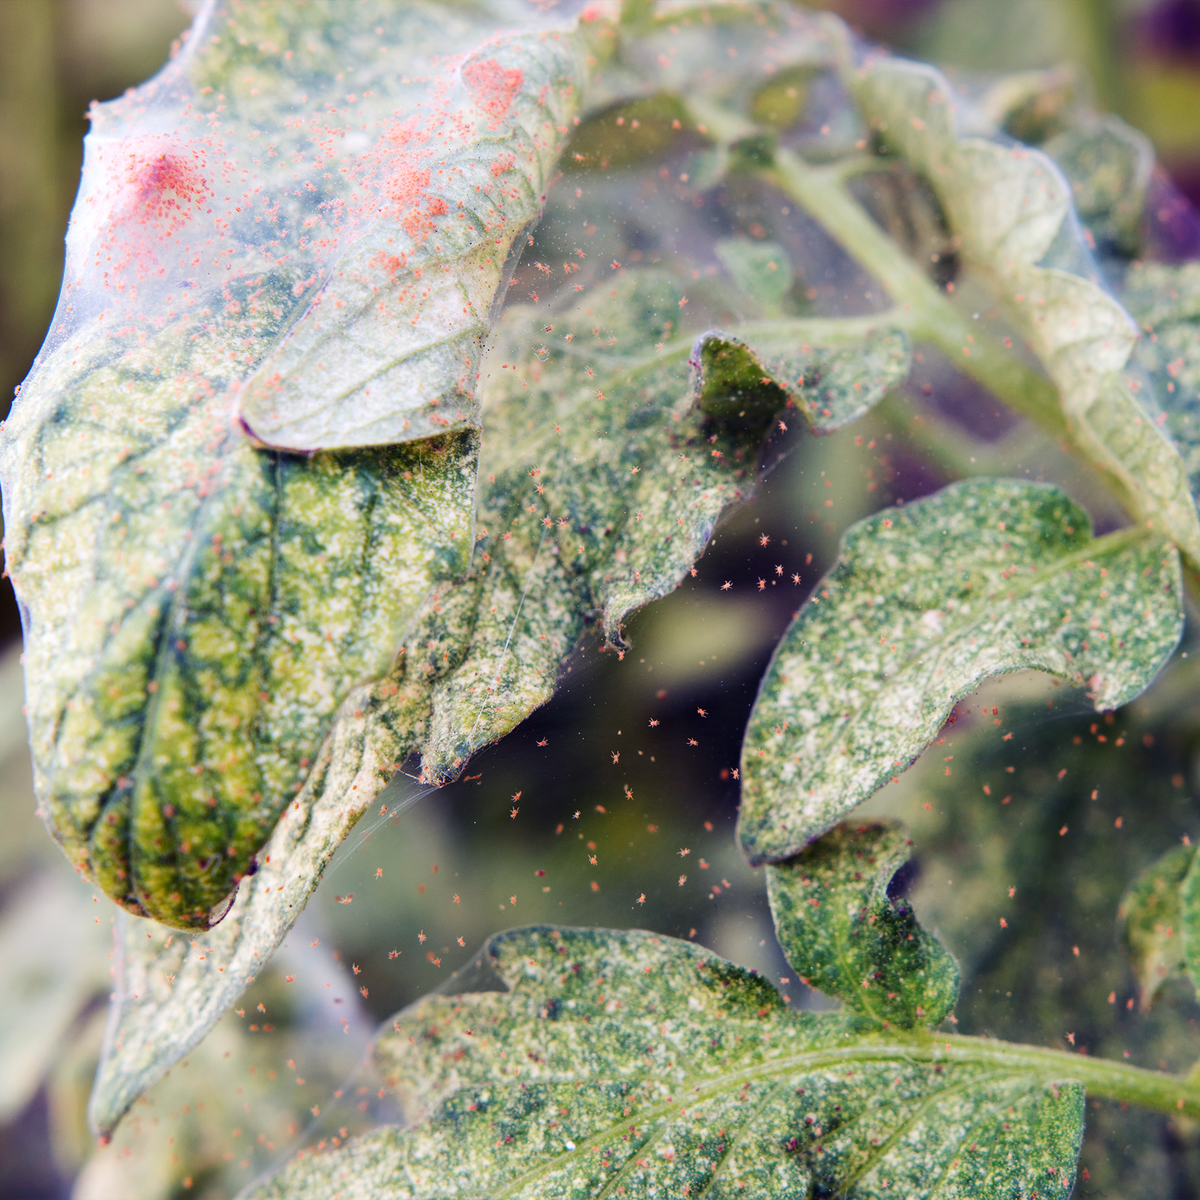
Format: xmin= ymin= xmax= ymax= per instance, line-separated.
xmin=1043 ymin=116 xmax=1154 ymax=257
xmin=714 ymin=237 xmax=794 ymax=314
xmin=1121 ymin=260 xmax=1200 ymax=500
xmin=690 ymin=316 xmax=910 ymax=432
xmin=1120 ymin=836 xmax=1200 ymax=1015
xmin=738 ymin=478 xmax=1183 ymax=864
xmin=1117 ymin=843 xmax=1197 ymax=1011
xmin=85 ymin=273 xmax=903 ymax=1136
xmin=247 ymin=926 xmax=1084 ymax=1200
xmin=849 ymin=56 xmax=1200 ymax=568
xmin=0 ymin=3 xmax=586 ymax=931
xmin=767 ymin=821 xmax=959 ymax=1029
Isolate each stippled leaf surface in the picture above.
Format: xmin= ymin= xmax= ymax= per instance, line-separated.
xmin=849 ymin=54 xmax=1200 ymax=567
xmin=1042 ymin=116 xmax=1154 ymax=258
xmin=690 ymin=316 xmax=910 ymax=434
xmin=86 ymin=271 xmax=903 ymax=1135
xmin=249 ymin=925 xmax=1084 ymax=1200
xmin=766 ymin=821 xmax=959 ymax=1029
xmin=419 ymin=272 xmax=908 ymax=780
xmin=1121 ymin=260 xmax=1200 ymax=499
xmin=739 ymin=479 xmax=1183 ymax=863
xmin=0 ymin=2 xmax=586 ymax=931
xmin=1117 ymin=843 xmax=1197 ymax=1011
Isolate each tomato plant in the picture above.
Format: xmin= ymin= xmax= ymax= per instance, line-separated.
xmin=8 ymin=2 xmax=1200 ymax=1196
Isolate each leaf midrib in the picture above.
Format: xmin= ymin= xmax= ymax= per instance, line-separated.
xmin=476 ymin=1026 xmax=1197 ymax=1198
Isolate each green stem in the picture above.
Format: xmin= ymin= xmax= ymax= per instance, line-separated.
xmin=766 ymin=146 xmax=1166 ymax=536
xmin=892 ymin=1031 xmax=1200 ymax=1119
xmin=767 ymin=149 xmax=1068 ymax=441
xmin=874 ymin=390 xmax=1040 ymax=480
xmin=827 ymin=154 xmax=895 ymax=184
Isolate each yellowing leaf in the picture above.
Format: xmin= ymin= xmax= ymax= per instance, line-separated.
xmin=0 ymin=4 xmax=586 ymax=930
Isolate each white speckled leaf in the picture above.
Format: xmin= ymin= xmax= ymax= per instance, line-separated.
xmin=1121 ymin=260 xmax=1200 ymax=502
xmin=0 ymin=2 xmax=588 ymax=934
xmin=850 ymin=56 xmax=1200 ymax=567
xmin=86 ymin=272 xmax=900 ymax=1136
xmin=767 ymin=821 xmax=959 ymax=1029
xmin=690 ymin=317 xmax=910 ymax=435
xmin=1117 ymin=843 xmax=1197 ymax=1011
xmin=418 ymin=274 xmax=907 ymax=780
xmin=739 ymin=479 xmax=1183 ymax=864
xmin=247 ymin=925 xmax=1084 ymax=1200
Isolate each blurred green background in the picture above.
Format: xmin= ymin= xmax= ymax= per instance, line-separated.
xmin=7 ymin=1 xmax=1200 ymax=1197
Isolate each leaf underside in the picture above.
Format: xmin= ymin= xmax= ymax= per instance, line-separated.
xmin=851 ymin=54 xmax=1200 ymax=568
xmin=739 ymin=478 xmax=1183 ymax=864
xmin=248 ymin=926 xmax=1083 ymax=1200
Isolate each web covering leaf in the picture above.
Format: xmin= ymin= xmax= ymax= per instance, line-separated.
xmin=0 ymin=1 xmax=588 ymax=931
xmin=86 ymin=262 xmax=911 ymax=1134
xmin=849 ymin=53 xmax=1200 ymax=567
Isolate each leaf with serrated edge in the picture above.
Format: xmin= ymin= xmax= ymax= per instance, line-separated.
xmin=767 ymin=821 xmax=958 ymax=1029
xmin=86 ymin=272 xmax=901 ymax=1135
xmin=739 ymin=478 xmax=1183 ymax=864
xmin=849 ymin=55 xmax=1200 ymax=567
xmin=247 ymin=926 xmax=1084 ymax=1200
xmin=0 ymin=2 xmax=589 ymax=932
xmin=1118 ymin=843 xmax=1196 ymax=1011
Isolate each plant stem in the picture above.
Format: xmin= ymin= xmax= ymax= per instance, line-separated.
xmin=765 ymin=146 xmax=1170 ymax=535
xmin=914 ymin=1031 xmax=1200 ymax=1119
xmin=874 ymin=390 xmax=1041 ymax=480
xmin=613 ymin=1030 xmax=1200 ymax=1127
xmin=766 ymin=149 xmax=1068 ymax=441
xmin=746 ymin=1032 xmax=1200 ymax=1120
